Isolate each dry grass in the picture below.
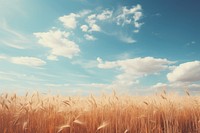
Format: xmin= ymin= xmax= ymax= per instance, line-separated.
xmin=0 ymin=91 xmax=200 ymax=133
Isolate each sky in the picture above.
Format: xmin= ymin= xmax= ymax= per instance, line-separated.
xmin=0 ymin=0 xmax=200 ymax=95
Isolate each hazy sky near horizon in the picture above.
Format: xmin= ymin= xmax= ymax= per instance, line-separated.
xmin=0 ymin=0 xmax=200 ymax=95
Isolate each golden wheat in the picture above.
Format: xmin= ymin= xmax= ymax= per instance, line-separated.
xmin=0 ymin=91 xmax=200 ymax=133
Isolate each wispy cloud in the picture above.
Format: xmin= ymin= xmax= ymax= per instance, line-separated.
xmin=0 ymin=20 xmax=29 ymax=49
xmin=10 ymin=56 xmax=46 ymax=67
xmin=71 ymin=59 xmax=98 ymax=68
xmin=0 ymin=54 xmax=7 ymax=60
xmin=0 ymin=54 xmax=46 ymax=67
xmin=119 ymin=34 xmax=136 ymax=44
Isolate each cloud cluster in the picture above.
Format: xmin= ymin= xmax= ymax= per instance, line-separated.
xmin=57 ymin=5 xmax=143 ymax=42
xmin=34 ymin=29 xmax=80 ymax=60
xmin=97 ymin=57 xmax=173 ymax=88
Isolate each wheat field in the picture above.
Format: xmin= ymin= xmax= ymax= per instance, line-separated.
xmin=0 ymin=91 xmax=200 ymax=133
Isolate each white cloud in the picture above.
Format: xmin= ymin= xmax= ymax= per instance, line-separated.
xmin=90 ymin=24 xmax=101 ymax=32
xmin=45 ymin=83 xmax=70 ymax=87
xmin=119 ymin=35 xmax=136 ymax=44
xmin=134 ymin=30 xmax=139 ymax=33
xmin=189 ymin=84 xmax=200 ymax=90
xmin=167 ymin=82 xmax=200 ymax=92
xmin=47 ymin=55 xmax=58 ymax=61
xmin=78 ymin=83 xmax=110 ymax=89
xmin=97 ymin=10 xmax=113 ymax=20
xmin=87 ymin=14 xmax=96 ymax=25
xmin=78 ymin=10 xmax=91 ymax=17
xmin=86 ymin=14 xmax=101 ymax=32
xmin=152 ymin=83 xmax=167 ymax=89
xmin=80 ymin=25 xmax=89 ymax=32
xmin=116 ymin=4 xmax=143 ymax=27
xmin=0 ymin=55 xmax=7 ymax=60
xmin=34 ymin=29 xmax=80 ymax=59
xmin=133 ymin=12 xmax=142 ymax=22
xmin=97 ymin=57 xmax=173 ymax=88
xmin=10 ymin=57 xmax=46 ymax=67
xmin=59 ymin=10 xmax=91 ymax=29
xmin=167 ymin=61 xmax=200 ymax=82
xmin=84 ymin=34 xmax=96 ymax=41
xmin=59 ymin=13 xmax=79 ymax=29
xmin=0 ymin=40 xmax=25 ymax=49
xmin=134 ymin=21 xmax=143 ymax=28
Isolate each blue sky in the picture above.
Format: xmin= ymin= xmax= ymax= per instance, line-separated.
xmin=0 ymin=0 xmax=200 ymax=95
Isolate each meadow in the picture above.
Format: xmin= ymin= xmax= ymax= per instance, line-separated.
xmin=0 ymin=91 xmax=200 ymax=133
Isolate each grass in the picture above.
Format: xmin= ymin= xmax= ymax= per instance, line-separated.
xmin=0 ymin=91 xmax=200 ymax=133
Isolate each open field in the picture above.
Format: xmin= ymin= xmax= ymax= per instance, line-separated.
xmin=0 ymin=91 xmax=200 ymax=133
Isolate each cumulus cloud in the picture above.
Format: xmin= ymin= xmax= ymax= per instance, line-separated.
xmin=167 ymin=61 xmax=200 ymax=82
xmin=84 ymin=34 xmax=96 ymax=41
xmin=59 ymin=10 xmax=91 ymax=29
xmin=10 ymin=57 xmax=46 ymax=67
xmin=59 ymin=13 xmax=79 ymax=29
xmin=34 ymin=29 xmax=80 ymax=59
xmin=97 ymin=57 xmax=173 ymax=88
